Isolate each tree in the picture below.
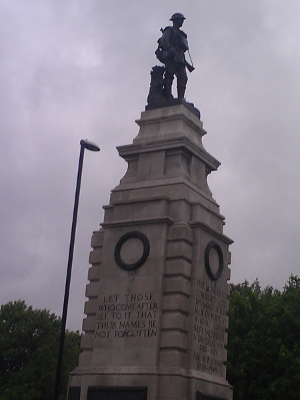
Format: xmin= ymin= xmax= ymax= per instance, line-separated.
xmin=0 ymin=300 xmax=81 ymax=400
xmin=227 ymin=275 xmax=300 ymax=400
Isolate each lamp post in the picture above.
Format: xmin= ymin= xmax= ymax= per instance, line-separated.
xmin=53 ymin=139 xmax=100 ymax=400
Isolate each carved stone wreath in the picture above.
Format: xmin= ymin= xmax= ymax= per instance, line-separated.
xmin=204 ymin=241 xmax=224 ymax=281
xmin=114 ymin=231 xmax=150 ymax=271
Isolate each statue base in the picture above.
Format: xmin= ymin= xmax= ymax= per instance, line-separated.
xmin=145 ymin=66 xmax=200 ymax=119
xmin=68 ymin=104 xmax=233 ymax=400
xmin=145 ymin=98 xmax=200 ymax=119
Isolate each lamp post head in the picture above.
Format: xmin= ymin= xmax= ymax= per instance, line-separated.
xmin=80 ymin=139 xmax=100 ymax=152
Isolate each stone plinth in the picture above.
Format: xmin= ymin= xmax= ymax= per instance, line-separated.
xmin=68 ymin=104 xmax=233 ymax=400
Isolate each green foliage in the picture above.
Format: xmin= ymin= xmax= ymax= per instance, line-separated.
xmin=227 ymin=275 xmax=300 ymax=400
xmin=0 ymin=300 xmax=81 ymax=400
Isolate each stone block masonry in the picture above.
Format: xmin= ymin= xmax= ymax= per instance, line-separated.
xmin=68 ymin=104 xmax=233 ymax=400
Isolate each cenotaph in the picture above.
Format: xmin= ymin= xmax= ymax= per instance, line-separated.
xmin=68 ymin=13 xmax=233 ymax=400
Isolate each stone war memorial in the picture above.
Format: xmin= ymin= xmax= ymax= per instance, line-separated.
xmin=68 ymin=13 xmax=233 ymax=400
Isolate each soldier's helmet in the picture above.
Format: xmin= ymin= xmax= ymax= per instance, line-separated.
xmin=170 ymin=13 xmax=186 ymax=21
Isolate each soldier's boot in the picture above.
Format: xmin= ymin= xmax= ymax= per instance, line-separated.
xmin=163 ymin=75 xmax=174 ymax=99
xmin=177 ymin=85 xmax=186 ymax=99
xmin=163 ymin=82 xmax=173 ymax=99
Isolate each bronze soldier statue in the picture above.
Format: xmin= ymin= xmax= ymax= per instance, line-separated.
xmin=156 ymin=13 xmax=194 ymax=100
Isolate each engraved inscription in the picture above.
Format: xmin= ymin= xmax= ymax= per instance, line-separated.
xmin=95 ymin=292 xmax=159 ymax=339
xmin=192 ymin=279 xmax=227 ymax=376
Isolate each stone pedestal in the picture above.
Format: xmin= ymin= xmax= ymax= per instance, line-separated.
xmin=68 ymin=104 xmax=233 ymax=400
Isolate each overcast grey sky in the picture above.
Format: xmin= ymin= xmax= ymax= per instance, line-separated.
xmin=1 ymin=0 xmax=300 ymax=331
